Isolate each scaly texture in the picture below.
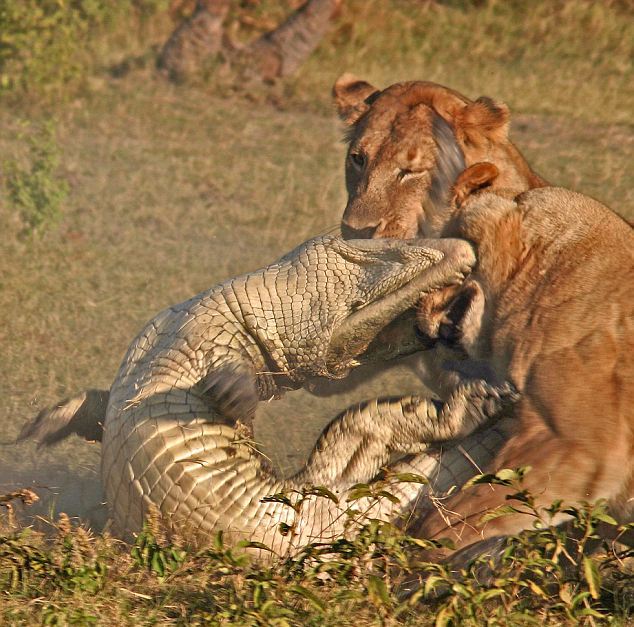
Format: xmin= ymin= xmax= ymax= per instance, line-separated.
xmin=23 ymin=234 xmax=518 ymax=557
xmin=100 ymin=234 xmax=515 ymax=553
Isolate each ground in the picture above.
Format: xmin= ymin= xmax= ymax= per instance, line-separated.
xmin=0 ymin=1 xmax=632 ymax=623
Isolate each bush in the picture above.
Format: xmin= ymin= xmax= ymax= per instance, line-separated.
xmin=0 ymin=0 xmax=168 ymax=96
xmin=3 ymin=120 xmax=69 ymax=235
xmin=1 ymin=474 xmax=632 ymax=625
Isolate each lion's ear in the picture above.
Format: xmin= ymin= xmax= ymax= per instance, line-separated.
xmin=452 ymin=162 xmax=500 ymax=207
xmin=332 ymin=73 xmax=380 ymax=125
xmin=459 ymin=97 xmax=510 ymax=144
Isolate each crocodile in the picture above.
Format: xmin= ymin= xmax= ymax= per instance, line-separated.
xmin=21 ymin=234 xmax=518 ymax=556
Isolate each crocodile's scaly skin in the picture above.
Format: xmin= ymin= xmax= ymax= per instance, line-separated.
xmin=100 ymin=234 xmax=502 ymax=552
xmin=21 ymin=234 xmax=520 ymax=556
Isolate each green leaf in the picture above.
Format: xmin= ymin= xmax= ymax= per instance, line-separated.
xmin=375 ymin=490 xmax=400 ymax=504
xmin=347 ymin=484 xmax=372 ymax=501
xmin=302 ymin=486 xmax=339 ymax=504
xmin=451 ymin=582 xmax=470 ymax=598
xmin=367 ymin=574 xmax=391 ymax=608
xmin=150 ymin=551 xmax=164 ymax=577
xmin=169 ymin=547 xmax=187 ymax=564
xmin=212 ymin=530 xmax=224 ymax=550
xmin=577 ymin=607 xmax=606 ymax=618
xmin=496 ymin=468 xmax=524 ymax=482
xmin=261 ymin=493 xmax=294 ymax=507
xmin=289 ymin=584 xmax=326 ymax=612
xmin=253 ymin=581 xmax=264 ymax=608
xmin=526 ymin=580 xmax=548 ymax=598
xmin=435 ymin=606 xmax=453 ymax=627
xmin=424 ymin=575 xmax=447 ymax=597
xmin=476 ymin=588 xmax=506 ymax=602
xmin=391 ymin=472 xmax=429 ymax=485
xmin=571 ymin=590 xmax=592 ymax=610
xmin=464 ymin=472 xmax=499 ymax=487
xmin=479 ymin=505 xmax=519 ymax=523
xmin=236 ymin=540 xmax=274 ymax=553
xmin=408 ymin=537 xmax=439 ymax=550
xmin=583 ymin=555 xmax=601 ymax=599
xmin=593 ymin=512 xmax=618 ymax=526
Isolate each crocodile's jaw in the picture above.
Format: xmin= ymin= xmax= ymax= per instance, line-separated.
xmin=325 ymin=237 xmax=475 ymax=376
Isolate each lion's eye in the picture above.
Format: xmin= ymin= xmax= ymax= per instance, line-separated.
xmin=398 ymin=168 xmax=423 ymax=182
xmin=349 ymin=152 xmax=366 ymax=170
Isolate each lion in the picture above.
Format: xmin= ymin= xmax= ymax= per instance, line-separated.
xmin=332 ymin=74 xmax=546 ymax=397
xmin=332 ymin=75 xmax=634 ymax=556
xmin=332 ymin=74 xmax=547 ymax=240
xmin=412 ymin=181 xmax=634 ymax=553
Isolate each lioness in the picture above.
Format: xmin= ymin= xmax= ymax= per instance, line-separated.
xmin=332 ymin=75 xmax=548 ymax=396
xmin=413 ymin=182 xmax=634 ymax=550
xmin=332 ymin=74 xmax=546 ymax=240
xmin=333 ymin=75 xmax=634 ymax=553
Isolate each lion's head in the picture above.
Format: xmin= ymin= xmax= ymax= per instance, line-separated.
xmin=332 ymin=74 xmax=546 ymax=239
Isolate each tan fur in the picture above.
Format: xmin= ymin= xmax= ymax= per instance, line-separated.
xmin=413 ymin=187 xmax=634 ymax=551
xmin=451 ymin=162 xmax=500 ymax=208
xmin=332 ymin=75 xmax=633 ymax=553
xmin=332 ymin=75 xmax=546 ymax=240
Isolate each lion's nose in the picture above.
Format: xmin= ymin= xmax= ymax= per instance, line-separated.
xmin=340 ymin=222 xmax=379 ymax=240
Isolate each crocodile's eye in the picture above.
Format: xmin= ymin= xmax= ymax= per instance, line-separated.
xmin=349 ymin=151 xmax=366 ymax=171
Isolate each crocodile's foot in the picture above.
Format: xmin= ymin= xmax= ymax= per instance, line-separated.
xmin=441 ymin=379 xmax=520 ymax=433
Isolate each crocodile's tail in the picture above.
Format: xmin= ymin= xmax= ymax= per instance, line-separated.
xmin=19 ymin=389 xmax=109 ymax=447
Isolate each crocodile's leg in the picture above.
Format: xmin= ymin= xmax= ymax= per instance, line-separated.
xmin=296 ymin=380 xmax=519 ymax=487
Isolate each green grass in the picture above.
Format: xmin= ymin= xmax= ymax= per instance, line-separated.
xmin=3 ymin=120 xmax=69 ymax=235
xmin=1 ymin=478 xmax=632 ymax=625
xmin=291 ymin=0 xmax=634 ymax=125
xmin=0 ymin=0 xmax=632 ymax=623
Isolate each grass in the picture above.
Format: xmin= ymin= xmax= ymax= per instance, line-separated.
xmin=0 ymin=0 xmax=632 ymax=623
xmin=1 ymin=478 xmax=633 ymax=625
xmin=291 ymin=0 xmax=634 ymax=125
xmin=3 ymin=120 xmax=69 ymax=235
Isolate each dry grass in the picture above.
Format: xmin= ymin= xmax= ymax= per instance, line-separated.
xmin=0 ymin=0 xmax=632 ymax=622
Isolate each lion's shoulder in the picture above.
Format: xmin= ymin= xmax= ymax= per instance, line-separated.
xmin=515 ymin=187 xmax=633 ymax=245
